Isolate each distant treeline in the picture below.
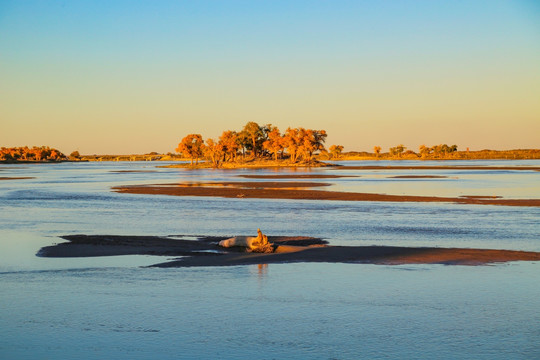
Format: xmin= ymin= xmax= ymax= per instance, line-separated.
xmin=79 ymin=153 xmax=176 ymax=162
xmin=3 ymin=143 xmax=538 ymax=164
xmin=336 ymin=146 xmax=540 ymax=160
xmin=0 ymin=146 xmax=67 ymax=162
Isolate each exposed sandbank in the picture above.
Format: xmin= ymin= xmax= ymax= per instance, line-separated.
xmin=388 ymin=175 xmax=448 ymax=179
xmin=156 ymin=246 xmax=540 ymax=267
xmin=460 ymin=195 xmax=503 ymax=199
xmin=37 ymin=235 xmax=540 ymax=267
xmin=237 ymin=174 xmax=358 ymax=179
xmin=37 ymin=234 xmax=327 ymax=258
xmin=112 ymin=182 xmax=540 ymax=207
xmin=164 ymin=181 xmax=332 ymax=189
xmin=0 ymin=176 xmax=35 ymax=180
xmin=110 ymin=170 xmax=159 ymax=173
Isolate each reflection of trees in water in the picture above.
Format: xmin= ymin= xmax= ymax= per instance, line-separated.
xmin=258 ymin=263 xmax=268 ymax=278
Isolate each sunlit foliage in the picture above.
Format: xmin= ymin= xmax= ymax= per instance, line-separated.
xmin=176 ymin=134 xmax=204 ymax=165
xmin=389 ymin=144 xmax=405 ymax=157
xmin=0 ymin=146 xmax=67 ymax=162
xmin=175 ymin=122 xmax=329 ymax=167
xmin=329 ymin=145 xmax=344 ymax=159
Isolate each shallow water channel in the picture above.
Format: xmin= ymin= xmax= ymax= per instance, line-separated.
xmin=1 ymin=160 xmax=539 ymax=359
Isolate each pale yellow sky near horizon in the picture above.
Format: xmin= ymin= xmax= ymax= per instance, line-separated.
xmin=1 ymin=1 xmax=539 ymax=154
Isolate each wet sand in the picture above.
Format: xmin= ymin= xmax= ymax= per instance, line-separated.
xmin=0 ymin=177 xmax=35 ymax=180
xmin=110 ymin=170 xmax=158 ymax=173
xmin=37 ymin=234 xmax=328 ymax=258
xmin=37 ymin=235 xmax=540 ymax=267
xmin=388 ymin=175 xmax=448 ymax=179
xmin=112 ymin=182 xmax=540 ymax=207
xmin=168 ymin=181 xmax=332 ymax=189
xmin=237 ymin=174 xmax=358 ymax=179
xmin=156 ymin=246 xmax=540 ymax=267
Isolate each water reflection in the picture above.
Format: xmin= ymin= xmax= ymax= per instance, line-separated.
xmin=247 ymin=263 xmax=269 ymax=279
xmin=258 ymin=263 xmax=268 ymax=278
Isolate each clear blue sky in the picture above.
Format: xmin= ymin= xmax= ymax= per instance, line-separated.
xmin=1 ymin=0 xmax=539 ymax=154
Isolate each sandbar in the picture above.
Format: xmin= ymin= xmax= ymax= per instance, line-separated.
xmin=156 ymin=246 xmax=540 ymax=267
xmin=0 ymin=176 xmax=35 ymax=180
xmin=37 ymin=234 xmax=327 ymax=258
xmin=110 ymin=170 xmax=158 ymax=173
xmin=37 ymin=235 xmax=540 ymax=267
xmin=388 ymin=175 xmax=448 ymax=179
xmin=112 ymin=182 xmax=540 ymax=207
xmin=168 ymin=181 xmax=332 ymax=189
xmin=237 ymin=174 xmax=358 ymax=179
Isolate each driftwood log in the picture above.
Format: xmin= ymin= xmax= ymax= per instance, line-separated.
xmin=218 ymin=229 xmax=274 ymax=253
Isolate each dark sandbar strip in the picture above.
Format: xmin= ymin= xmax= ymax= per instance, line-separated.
xmin=37 ymin=235 xmax=540 ymax=267
xmin=237 ymin=174 xmax=358 ymax=179
xmin=0 ymin=176 xmax=35 ymax=180
xmin=388 ymin=175 xmax=448 ymax=179
xmin=193 ymin=181 xmax=331 ymax=188
xmin=150 ymin=181 xmax=331 ymax=189
xmin=37 ymin=234 xmax=327 ymax=258
xmin=110 ymin=170 xmax=158 ymax=173
xmin=154 ymin=246 xmax=540 ymax=267
xmin=112 ymin=183 xmax=540 ymax=207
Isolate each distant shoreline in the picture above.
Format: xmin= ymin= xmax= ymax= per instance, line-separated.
xmin=2 ymin=149 xmax=539 ymax=165
xmin=79 ymin=149 xmax=540 ymax=163
xmin=3 ymin=148 xmax=529 ymax=164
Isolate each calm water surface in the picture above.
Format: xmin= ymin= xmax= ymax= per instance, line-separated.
xmin=1 ymin=161 xmax=539 ymax=359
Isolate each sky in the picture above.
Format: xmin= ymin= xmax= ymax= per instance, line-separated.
xmin=1 ymin=0 xmax=539 ymax=154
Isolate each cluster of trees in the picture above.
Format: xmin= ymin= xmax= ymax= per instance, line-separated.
xmin=0 ymin=146 xmax=67 ymax=162
xmin=419 ymin=144 xmax=458 ymax=158
xmin=176 ymin=122 xmax=331 ymax=166
xmin=328 ymin=145 xmax=344 ymax=159
xmin=373 ymin=144 xmax=458 ymax=158
xmin=389 ymin=144 xmax=406 ymax=157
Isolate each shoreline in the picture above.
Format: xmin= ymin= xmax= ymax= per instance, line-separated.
xmin=37 ymin=234 xmax=540 ymax=267
xmin=160 ymin=159 xmax=335 ymax=169
xmin=2 ymin=160 xmax=539 ymax=171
